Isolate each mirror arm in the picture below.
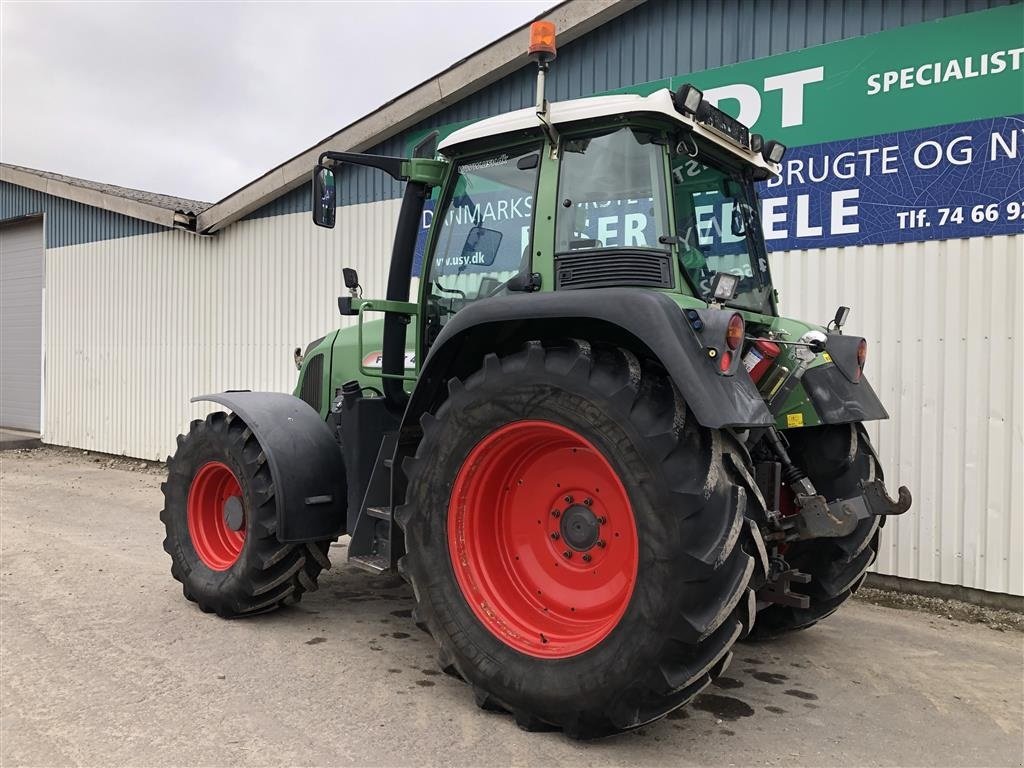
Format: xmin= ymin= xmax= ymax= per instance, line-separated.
xmin=319 ymin=151 xmax=407 ymax=180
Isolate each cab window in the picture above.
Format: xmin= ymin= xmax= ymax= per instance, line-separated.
xmin=425 ymin=145 xmax=540 ymax=339
xmin=555 ymin=127 xmax=670 ymax=253
xmin=671 ymin=148 xmax=773 ymax=314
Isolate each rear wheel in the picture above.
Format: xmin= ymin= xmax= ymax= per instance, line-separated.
xmin=750 ymin=423 xmax=881 ymax=638
xmin=160 ymin=411 xmax=332 ymax=617
xmin=397 ymin=341 xmax=766 ymax=738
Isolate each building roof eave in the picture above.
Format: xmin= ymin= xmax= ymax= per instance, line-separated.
xmin=0 ymin=164 xmax=201 ymax=231
xmin=195 ymin=0 xmax=644 ymax=234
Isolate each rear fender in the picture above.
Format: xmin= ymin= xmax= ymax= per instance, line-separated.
xmin=404 ymin=289 xmax=774 ymax=434
xmin=191 ymin=392 xmax=346 ymax=542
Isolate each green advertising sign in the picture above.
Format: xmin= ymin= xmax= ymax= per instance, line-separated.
xmin=408 ymin=5 xmax=1023 ymax=258
xmin=661 ymin=3 xmax=1024 ymax=147
xmin=410 ymin=5 xmax=1023 ymax=151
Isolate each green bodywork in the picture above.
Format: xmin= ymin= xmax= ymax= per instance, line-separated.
xmin=295 ymin=110 xmax=848 ymax=433
xmin=296 ymin=301 xmax=834 ymax=433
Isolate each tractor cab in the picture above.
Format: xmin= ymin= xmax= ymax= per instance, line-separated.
xmin=423 ymin=86 xmax=785 ymax=347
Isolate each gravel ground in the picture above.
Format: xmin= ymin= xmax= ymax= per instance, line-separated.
xmin=854 ymin=587 xmax=1024 ymax=633
xmin=2 ymin=447 xmax=1022 ymax=767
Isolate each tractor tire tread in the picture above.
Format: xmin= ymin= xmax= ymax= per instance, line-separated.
xmin=160 ymin=411 xmax=333 ymax=618
xmin=398 ymin=340 xmax=767 ymax=738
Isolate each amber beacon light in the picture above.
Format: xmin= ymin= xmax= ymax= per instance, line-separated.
xmin=528 ymin=21 xmax=557 ymax=61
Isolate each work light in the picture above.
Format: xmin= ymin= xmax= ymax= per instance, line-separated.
xmin=673 ymin=83 xmax=703 ymax=114
xmin=763 ymin=139 xmax=787 ymax=163
xmin=710 ymin=272 xmax=739 ymax=302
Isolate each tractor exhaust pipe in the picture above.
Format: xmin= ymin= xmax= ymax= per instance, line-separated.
xmin=380 ymin=180 xmax=428 ymax=412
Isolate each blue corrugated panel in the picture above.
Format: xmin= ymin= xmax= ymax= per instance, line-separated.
xmin=246 ymin=0 xmax=1014 ymax=221
xmin=0 ymin=181 xmax=167 ymax=247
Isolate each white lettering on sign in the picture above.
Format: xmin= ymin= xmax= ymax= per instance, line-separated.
xmin=913 ymin=135 xmax=974 ymax=170
xmin=704 ymin=83 xmax=761 ymax=127
xmin=760 ymin=190 xmax=861 ymax=239
xmin=766 ymin=145 xmax=900 ymax=188
xmin=763 ymin=67 xmax=825 ymax=128
xmin=703 ymin=66 xmax=826 ymax=129
xmin=865 ymin=48 xmax=1024 ymax=95
xmin=990 ymin=128 xmax=1021 ymax=161
xmin=624 ymin=213 xmax=648 ymax=245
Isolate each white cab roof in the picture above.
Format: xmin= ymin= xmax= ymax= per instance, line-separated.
xmin=438 ymin=88 xmax=779 ymax=178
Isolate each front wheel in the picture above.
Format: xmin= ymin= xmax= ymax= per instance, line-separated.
xmin=160 ymin=411 xmax=331 ymax=617
xmin=397 ymin=341 xmax=766 ymax=738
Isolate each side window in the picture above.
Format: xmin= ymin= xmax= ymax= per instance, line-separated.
xmin=425 ymin=146 xmax=540 ymax=338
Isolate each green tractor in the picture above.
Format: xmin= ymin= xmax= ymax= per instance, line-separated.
xmin=160 ymin=22 xmax=911 ymax=738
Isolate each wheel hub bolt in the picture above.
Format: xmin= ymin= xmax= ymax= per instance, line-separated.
xmin=583 ymin=497 xmax=593 ymax=506
xmin=551 ymin=509 xmax=561 ymax=518
xmin=596 ymin=539 xmax=606 ymax=548
xmin=582 ymin=553 xmax=592 ymax=563
xmin=550 ymin=532 xmax=560 ymax=540
xmin=562 ymin=550 xmax=572 ymax=559
xmin=597 ymin=516 xmax=607 ymax=525
xmin=564 ymin=495 xmax=573 ymax=504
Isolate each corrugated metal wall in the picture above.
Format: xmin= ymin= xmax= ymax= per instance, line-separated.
xmin=42 ymin=201 xmax=399 ymax=459
xmin=40 ymin=197 xmax=1023 ymax=596
xmin=771 ymin=235 xmax=1023 ymax=596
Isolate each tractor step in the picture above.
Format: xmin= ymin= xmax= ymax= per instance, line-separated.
xmin=366 ymin=506 xmax=392 ymax=521
xmin=349 ymin=554 xmax=391 ymax=574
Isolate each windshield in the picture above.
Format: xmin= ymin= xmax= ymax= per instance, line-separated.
xmin=671 ymin=143 xmax=773 ymax=313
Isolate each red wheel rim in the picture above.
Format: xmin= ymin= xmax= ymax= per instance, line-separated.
xmin=187 ymin=461 xmax=245 ymax=571
xmin=448 ymin=420 xmax=638 ymax=658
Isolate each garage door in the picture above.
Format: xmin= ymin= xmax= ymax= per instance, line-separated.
xmin=1 ymin=219 xmax=44 ymax=431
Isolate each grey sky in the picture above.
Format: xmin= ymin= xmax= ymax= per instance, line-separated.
xmin=1 ymin=1 xmax=553 ymax=203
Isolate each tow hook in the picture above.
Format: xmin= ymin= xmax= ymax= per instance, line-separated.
xmin=789 ymin=480 xmax=912 ymax=541
xmin=860 ymin=479 xmax=913 ymax=518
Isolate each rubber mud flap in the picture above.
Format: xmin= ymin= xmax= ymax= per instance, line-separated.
xmin=802 ymin=364 xmax=888 ymax=424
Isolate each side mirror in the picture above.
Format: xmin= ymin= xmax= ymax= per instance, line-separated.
xmin=459 ymin=226 xmax=502 ymax=269
xmin=312 ymin=165 xmax=336 ymax=228
xmin=832 ymin=306 xmax=851 ymax=332
xmin=342 ymin=267 xmax=361 ymax=293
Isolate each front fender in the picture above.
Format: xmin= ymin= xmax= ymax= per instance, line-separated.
xmin=191 ymin=392 xmax=347 ymax=542
xmin=408 ymin=289 xmax=774 ymax=431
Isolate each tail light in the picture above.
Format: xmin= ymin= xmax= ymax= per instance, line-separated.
xmin=856 ymin=339 xmax=867 ymax=380
xmin=726 ymin=313 xmax=745 ymax=350
xmin=718 ymin=350 xmax=733 ymax=373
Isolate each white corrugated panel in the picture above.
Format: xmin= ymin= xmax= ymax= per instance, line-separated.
xmin=770 ymin=234 xmax=1023 ymax=596
xmin=43 ymin=200 xmax=401 ymax=461
xmin=43 ymin=204 xmax=1022 ymax=596
xmin=1 ymin=219 xmax=44 ymax=431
